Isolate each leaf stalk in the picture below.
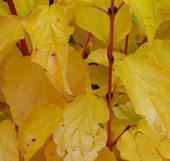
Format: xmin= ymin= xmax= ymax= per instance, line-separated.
xmin=81 ymin=33 xmax=93 ymax=59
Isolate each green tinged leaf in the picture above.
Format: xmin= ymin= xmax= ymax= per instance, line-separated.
xmin=113 ymin=101 xmax=142 ymax=123
xmin=0 ymin=0 xmax=10 ymax=16
xmin=124 ymin=0 xmax=157 ymax=43
xmin=116 ymin=53 xmax=170 ymax=139
xmin=13 ymin=0 xmax=35 ymax=17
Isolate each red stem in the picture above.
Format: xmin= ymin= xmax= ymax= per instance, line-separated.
xmin=7 ymin=0 xmax=30 ymax=56
xmin=20 ymin=39 xmax=29 ymax=56
xmin=124 ymin=34 xmax=129 ymax=55
xmin=81 ymin=33 xmax=93 ymax=59
xmin=16 ymin=42 xmax=23 ymax=52
xmin=7 ymin=0 xmax=17 ymax=15
xmin=93 ymin=5 xmax=109 ymax=15
xmin=112 ymin=125 xmax=130 ymax=147
xmin=107 ymin=0 xmax=115 ymax=151
xmin=117 ymin=2 xmax=125 ymax=12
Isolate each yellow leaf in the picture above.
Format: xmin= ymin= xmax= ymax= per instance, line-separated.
xmin=3 ymin=57 xmax=65 ymax=126
xmin=0 ymin=45 xmax=22 ymax=102
xmin=30 ymin=147 xmax=46 ymax=161
xmin=95 ymin=147 xmax=117 ymax=161
xmin=44 ymin=138 xmax=63 ymax=161
xmin=24 ymin=4 xmax=73 ymax=95
xmin=0 ymin=120 xmax=19 ymax=161
xmin=75 ymin=3 xmax=132 ymax=44
xmin=116 ymin=53 xmax=170 ymax=139
xmin=136 ymin=39 xmax=170 ymax=66
xmin=157 ymin=10 xmax=170 ymax=25
xmin=156 ymin=21 xmax=170 ymax=40
xmin=0 ymin=16 xmax=24 ymax=63
xmin=157 ymin=0 xmax=170 ymax=12
xmin=35 ymin=0 xmax=49 ymax=6
xmin=124 ymin=0 xmax=157 ymax=43
xmin=13 ymin=0 xmax=35 ymax=17
xmin=19 ymin=104 xmax=63 ymax=161
xmin=90 ymin=65 xmax=108 ymax=87
xmin=75 ymin=6 xmax=109 ymax=44
xmin=157 ymin=139 xmax=170 ymax=159
xmin=114 ymin=4 xmax=133 ymax=43
xmin=87 ymin=48 xmax=125 ymax=67
xmin=66 ymin=1 xmax=92 ymax=22
xmin=0 ymin=0 xmax=10 ymax=16
xmin=58 ymin=0 xmax=92 ymax=8
xmin=113 ymin=101 xmax=142 ymax=123
xmin=117 ymin=120 xmax=161 ymax=161
xmin=67 ymin=47 xmax=91 ymax=96
xmin=53 ymin=94 xmax=109 ymax=161
xmin=111 ymin=116 xmax=130 ymax=141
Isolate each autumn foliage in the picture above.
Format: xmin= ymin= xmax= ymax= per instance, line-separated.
xmin=0 ymin=0 xmax=170 ymax=161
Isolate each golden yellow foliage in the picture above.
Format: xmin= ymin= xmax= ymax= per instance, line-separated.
xmin=0 ymin=16 xmax=24 ymax=63
xmin=24 ymin=3 xmax=73 ymax=95
xmin=19 ymin=104 xmax=63 ymax=161
xmin=116 ymin=53 xmax=170 ymax=139
xmin=0 ymin=120 xmax=19 ymax=161
xmin=95 ymin=147 xmax=117 ymax=161
xmin=3 ymin=57 xmax=65 ymax=126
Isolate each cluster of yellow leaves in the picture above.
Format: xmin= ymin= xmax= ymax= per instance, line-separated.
xmin=1 ymin=0 xmax=170 ymax=161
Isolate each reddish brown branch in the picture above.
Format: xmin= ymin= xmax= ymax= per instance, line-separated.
xmin=93 ymin=5 xmax=109 ymax=15
xmin=7 ymin=0 xmax=17 ymax=15
xmin=16 ymin=42 xmax=23 ymax=53
xmin=107 ymin=0 xmax=115 ymax=151
xmin=81 ymin=33 xmax=92 ymax=59
xmin=20 ymin=39 xmax=29 ymax=56
xmin=117 ymin=2 xmax=125 ymax=13
xmin=124 ymin=34 xmax=129 ymax=55
xmin=7 ymin=0 xmax=30 ymax=56
xmin=112 ymin=125 xmax=130 ymax=147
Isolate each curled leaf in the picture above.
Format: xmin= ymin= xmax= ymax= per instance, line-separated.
xmin=113 ymin=101 xmax=142 ymax=123
xmin=53 ymin=94 xmax=109 ymax=161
